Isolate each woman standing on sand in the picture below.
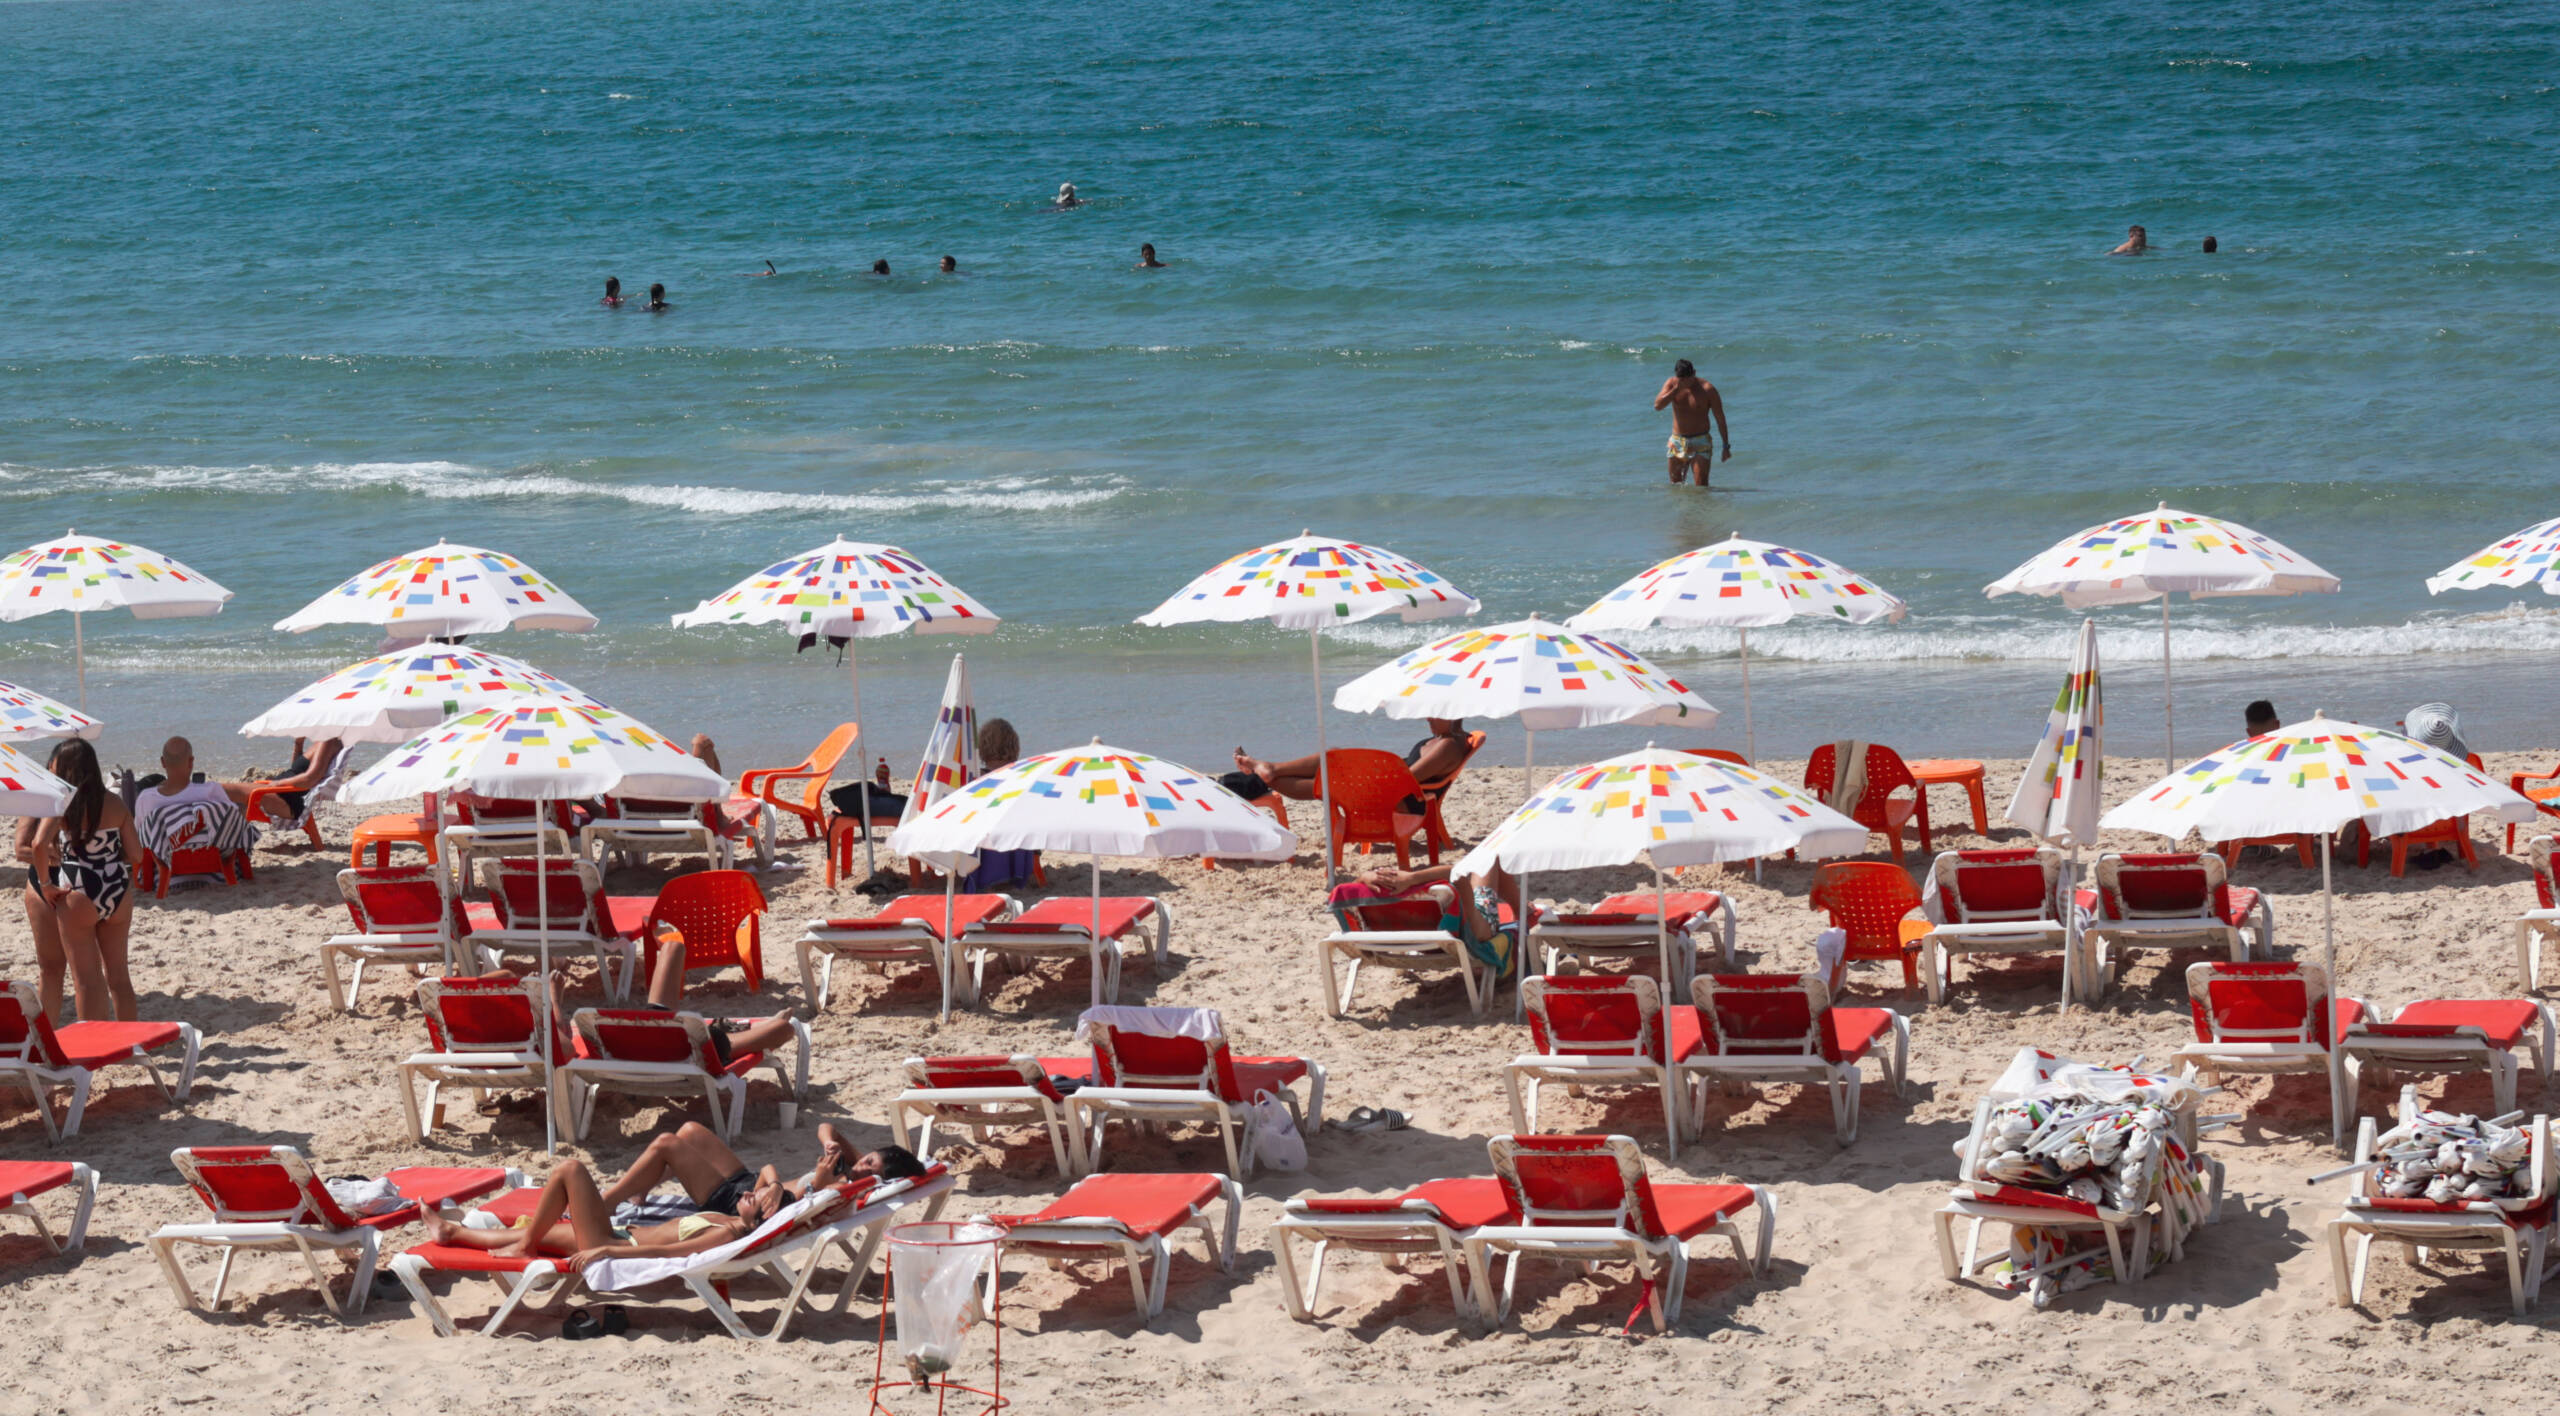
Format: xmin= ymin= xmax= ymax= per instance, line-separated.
xmin=22 ymin=738 xmax=141 ymax=1021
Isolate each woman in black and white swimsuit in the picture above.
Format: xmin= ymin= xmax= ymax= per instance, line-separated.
xmin=25 ymin=739 xmax=140 ymax=1022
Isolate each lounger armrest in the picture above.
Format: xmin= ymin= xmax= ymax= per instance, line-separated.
xmin=1322 ymin=930 xmax=1461 ymax=946
xmin=320 ymin=931 xmax=451 ymax=950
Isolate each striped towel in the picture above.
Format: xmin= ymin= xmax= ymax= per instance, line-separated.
xmin=137 ymin=797 xmax=252 ymax=867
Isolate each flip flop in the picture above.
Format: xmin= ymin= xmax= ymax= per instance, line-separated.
xmin=599 ymin=1304 xmax=631 ymax=1337
xmin=1333 ymin=1106 xmax=1383 ymax=1133
xmin=561 ymin=1307 xmax=603 ymax=1341
xmin=1375 ymin=1109 xmax=1411 ymax=1132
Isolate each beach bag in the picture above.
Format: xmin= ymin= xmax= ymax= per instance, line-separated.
xmin=1248 ymin=1089 xmax=1307 ymax=1171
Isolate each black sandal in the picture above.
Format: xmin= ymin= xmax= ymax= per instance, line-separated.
xmin=561 ymin=1307 xmax=603 ymax=1340
xmin=599 ymin=1304 xmax=631 ymax=1336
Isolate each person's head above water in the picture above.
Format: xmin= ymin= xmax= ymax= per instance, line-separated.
xmin=604 ymin=276 xmax=620 ymax=298
xmin=648 ymin=282 xmax=666 ymax=303
xmin=940 ymin=255 xmax=956 ymax=273
xmin=872 ymin=259 xmax=889 ymax=275
xmin=2201 ymin=235 xmax=2218 ymax=253
xmin=1058 ymin=182 xmax=1077 ymax=201
xmin=2245 ymin=699 xmax=2280 ymax=736
xmin=1673 ymin=358 xmax=1697 ymax=379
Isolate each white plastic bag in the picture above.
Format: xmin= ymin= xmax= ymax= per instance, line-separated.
xmin=893 ymin=1222 xmax=999 ymax=1384
xmin=1249 ymin=1090 xmax=1307 ymax=1171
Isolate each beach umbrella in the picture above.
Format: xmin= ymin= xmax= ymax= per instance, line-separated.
xmin=902 ymin=653 xmax=981 ymax=827
xmin=0 ymin=531 xmax=233 ymax=709
xmin=1331 ymin=615 xmax=1717 ymax=801
xmin=1985 ymin=504 xmax=2339 ymax=769
xmin=673 ymin=538 xmax=998 ymax=882
xmin=0 ymin=681 xmax=101 ymax=741
xmin=0 ymin=742 xmax=74 ymax=818
xmin=2001 ymin=618 xmax=2105 ymax=1008
xmin=1453 ymin=746 xmax=1868 ymax=985
xmin=239 ymin=645 xmax=605 ymax=744
xmin=275 ymin=541 xmax=598 ymax=643
xmin=2426 ymin=516 xmax=2560 ymax=597
xmin=888 ymin=741 xmax=1297 ymax=1007
xmin=1568 ymin=535 xmax=1904 ymax=765
xmin=1137 ymin=532 xmax=1477 ymax=885
xmin=2101 ymin=713 xmax=2533 ymax=1133
xmin=341 ymin=696 xmax=726 ymax=1152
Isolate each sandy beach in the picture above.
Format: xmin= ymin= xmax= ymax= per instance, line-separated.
xmin=2 ymin=747 xmax=2555 ymax=1415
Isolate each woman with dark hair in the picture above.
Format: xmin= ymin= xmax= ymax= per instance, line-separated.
xmin=25 ymin=738 xmax=140 ymax=1021
xmin=13 ymin=812 xmax=67 ymax=1021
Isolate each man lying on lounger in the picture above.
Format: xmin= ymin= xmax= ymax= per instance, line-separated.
xmin=420 ymin=1121 xmax=926 ymax=1271
xmin=1224 ymin=717 xmax=1472 ymax=807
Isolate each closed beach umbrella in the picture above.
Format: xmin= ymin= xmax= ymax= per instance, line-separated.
xmin=1332 ymin=615 xmax=1717 ymax=801
xmin=2001 ymin=618 xmax=2105 ymax=1008
xmin=276 ymin=541 xmax=598 ymax=642
xmin=0 ymin=530 xmax=233 ymax=709
xmin=903 ymin=653 xmax=982 ymax=826
xmin=0 ymin=681 xmax=102 ymax=741
xmin=1138 ymin=532 xmax=1478 ymax=884
xmin=2425 ymin=516 xmax=2560 ymax=597
xmin=341 ymin=696 xmax=726 ymax=1153
xmin=1985 ymin=504 xmax=2339 ymax=769
xmin=0 ymin=742 xmax=74 ymax=818
xmin=239 ymin=645 xmax=606 ymax=744
xmin=1453 ymin=746 xmax=1868 ymax=984
xmin=2101 ymin=713 xmax=2533 ymax=1112
xmin=1568 ymin=535 xmax=1905 ymax=764
xmin=673 ymin=538 xmax=999 ymax=881
xmin=888 ymin=741 xmax=1297 ymax=1007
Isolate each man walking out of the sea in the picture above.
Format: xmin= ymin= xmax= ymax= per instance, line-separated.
xmin=1654 ymin=359 xmax=1730 ymax=487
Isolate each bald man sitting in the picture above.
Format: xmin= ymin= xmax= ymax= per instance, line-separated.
xmin=135 ymin=738 xmax=233 ymax=841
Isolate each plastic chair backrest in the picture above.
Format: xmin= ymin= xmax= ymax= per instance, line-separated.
xmin=1092 ymin=1026 xmax=1245 ymax=1101
xmin=1324 ymin=749 xmax=1423 ymax=838
xmin=1804 ymin=743 xmax=1919 ymax=828
xmin=2534 ymin=837 xmax=2557 ymax=911
xmin=1414 ymin=732 xmax=1487 ymax=798
xmin=2184 ymin=961 xmax=2333 ymax=1046
xmin=576 ymin=1008 xmax=721 ymax=1070
xmin=485 ymin=857 xmax=606 ymax=936
xmin=0 ymin=980 xmax=71 ymax=1068
xmin=420 ymin=973 xmax=567 ymax=1058
xmin=645 ymin=870 xmax=768 ymax=972
xmin=2100 ymin=852 xmax=2225 ymax=921
xmin=1522 ymin=975 xmax=1667 ymax=1064
xmin=907 ymin=1054 xmax=1061 ymax=1101
xmin=1487 ymin=1133 xmax=1664 ymax=1239
xmin=1693 ymin=973 xmax=1826 ymax=1056
xmin=793 ymin=724 xmax=860 ymax=781
xmin=173 ymin=1145 xmax=361 ymax=1228
xmin=608 ymin=796 xmax=719 ymax=826
xmin=1807 ymin=862 xmax=1922 ymax=950
xmin=1938 ymin=848 xmax=2058 ymax=923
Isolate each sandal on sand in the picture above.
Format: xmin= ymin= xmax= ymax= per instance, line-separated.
xmin=561 ymin=1308 xmax=603 ymax=1341
xmin=599 ymin=1304 xmax=631 ymax=1337
xmin=1374 ymin=1109 xmax=1411 ymax=1132
xmin=1333 ymin=1107 xmax=1383 ymax=1133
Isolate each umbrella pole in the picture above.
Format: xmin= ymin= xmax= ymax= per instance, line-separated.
xmin=1653 ymin=859 xmax=1673 ymax=992
xmin=2060 ymin=845 xmax=2079 ymax=1014
xmin=1739 ymin=627 xmax=1754 ymax=766
xmin=1090 ymin=851 xmax=1104 ymax=1010
xmin=941 ymin=869 xmax=955 ymax=1022
xmin=1312 ymin=628 xmax=1336 ymax=890
xmin=850 ymin=638 xmax=877 ymax=881
xmin=537 ymin=792 xmax=556 ymax=1156
xmin=1523 ymin=729 xmax=1535 ymax=805
xmin=72 ymin=611 xmax=84 ymax=713
xmin=2322 ymin=829 xmax=2337 ymax=1041
xmin=2160 ymin=596 xmax=2174 ymax=771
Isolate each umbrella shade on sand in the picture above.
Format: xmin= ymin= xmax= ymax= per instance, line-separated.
xmin=0 ymin=530 xmax=232 ymax=709
xmin=239 ymin=645 xmax=606 ymax=744
xmin=1139 ymin=532 xmax=1476 ymax=886
xmin=889 ymin=741 xmax=1297 ymax=1008
xmin=1453 ymin=746 xmax=1868 ymax=985
xmin=342 ymin=696 xmax=727 ymax=1152
xmin=2001 ymin=618 xmax=2105 ymax=1008
xmin=673 ymin=537 xmax=999 ymax=880
xmin=275 ymin=541 xmax=598 ymax=642
xmin=1568 ymin=535 xmax=1904 ymax=765
xmin=0 ymin=681 xmax=101 ymax=741
xmin=2101 ymin=711 xmax=2533 ymax=1138
xmin=2426 ymin=516 xmax=2560 ymax=597
xmin=1332 ymin=615 xmax=1717 ymax=801
xmin=1986 ymin=504 xmax=2339 ymax=769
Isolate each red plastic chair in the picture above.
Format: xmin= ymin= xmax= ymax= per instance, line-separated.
xmin=1802 ymin=744 xmax=1931 ymax=862
xmin=1413 ymin=731 xmax=1487 ymax=864
xmin=640 ymin=869 xmax=769 ymax=987
xmin=739 ymin=723 xmax=858 ymax=842
xmin=1807 ymin=861 xmax=1924 ymax=990
xmin=2511 ymin=762 xmax=2560 ymax=854
xmin=1324 ymin=748 xmax=1423 ymax=869
xmin=2363 ymin=752 xmax=2485 ymax=876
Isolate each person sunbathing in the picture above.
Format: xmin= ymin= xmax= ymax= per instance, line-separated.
xmin=604 ymin=1118 xmax=924 ymax=1224
xmin=1226 ymin=717 xmax=1471 ymax=805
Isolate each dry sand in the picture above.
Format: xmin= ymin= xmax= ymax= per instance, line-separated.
xmin=6 ymin=750 xmax=2560 ymax=1416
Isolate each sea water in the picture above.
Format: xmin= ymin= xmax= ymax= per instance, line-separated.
xmin=2 ymin=0 xmax=2555 ymax=777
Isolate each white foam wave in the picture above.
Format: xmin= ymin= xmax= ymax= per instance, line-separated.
xmin=3 ymin=460 xmax=1132 ymax=516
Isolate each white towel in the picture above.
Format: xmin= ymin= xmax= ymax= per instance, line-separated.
xmin=322 ymin=1177 xmax=408 ymax=1217
xmin=1074 ymin=1004 xmax=1223 ymax=1045
xmin=1813 ymin=927 xmax=1848 ymax=981
xmin=1822 ymin=741 xmax=1869 ymax=816
xmin=584 ymin=1186 xmax=835 ymax=1292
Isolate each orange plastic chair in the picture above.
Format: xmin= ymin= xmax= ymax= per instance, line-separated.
xmin=2361 ymin=753 xmax=2486 ymax=877
xmin=1413 ymin=731 xmax=1487 ymax=864
xmin=737 ymin=724 xmax=858 ymax=842
xmin=1807 ymin=861 xmax=1923 ymax=990
xmin=640 ymin=870 xmax=769 ymax=988
xmin=1325 ymin=749 xmax=1424 ymax=870
xmin=242 ymin=784 xmax=324 ymax=849
xmin=2216 ymin=834 xmax=2318 ymax=869
xmin=2513 ymin=763 xmax=2560 ymax=854
xmin=1802 ymin=744 xmax=1931 ymax=863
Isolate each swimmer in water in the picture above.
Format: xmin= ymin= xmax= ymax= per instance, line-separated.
xmin=2110 ymin=224 xmax=2148 ymax=255
xmin=1136 ymin=242 xmax=1165 ymax=269
xmin=646 ymin=282 xmax=671 ymax=311
xmin=601 ymin=276 xmax=624 ymax=308
xmin=940 ymin=255 xmax=957 ymax=273
xmin=2201 ymin=235 xmax=2218 ymax=253
xmin=871 ymin=259 xmax=889 ymax=276
xmin=743 ymin=261 xmax=776 ymax=277
xmin=1054 ymin=182 xmax=1084 ymax=209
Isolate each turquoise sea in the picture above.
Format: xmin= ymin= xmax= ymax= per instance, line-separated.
xmin=3 ymin=0 xmax=2556 ymax=776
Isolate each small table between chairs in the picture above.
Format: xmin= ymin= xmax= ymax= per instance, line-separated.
xmin=1905 ymin=759 xmax=1990 ymax=837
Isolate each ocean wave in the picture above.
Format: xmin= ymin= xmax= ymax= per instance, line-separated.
xmin=2 ymin=460 xmax=1133 ymax=516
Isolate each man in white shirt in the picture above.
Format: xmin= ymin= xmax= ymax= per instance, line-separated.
xmin=136 ymin=737 xmax=231 ymax=841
